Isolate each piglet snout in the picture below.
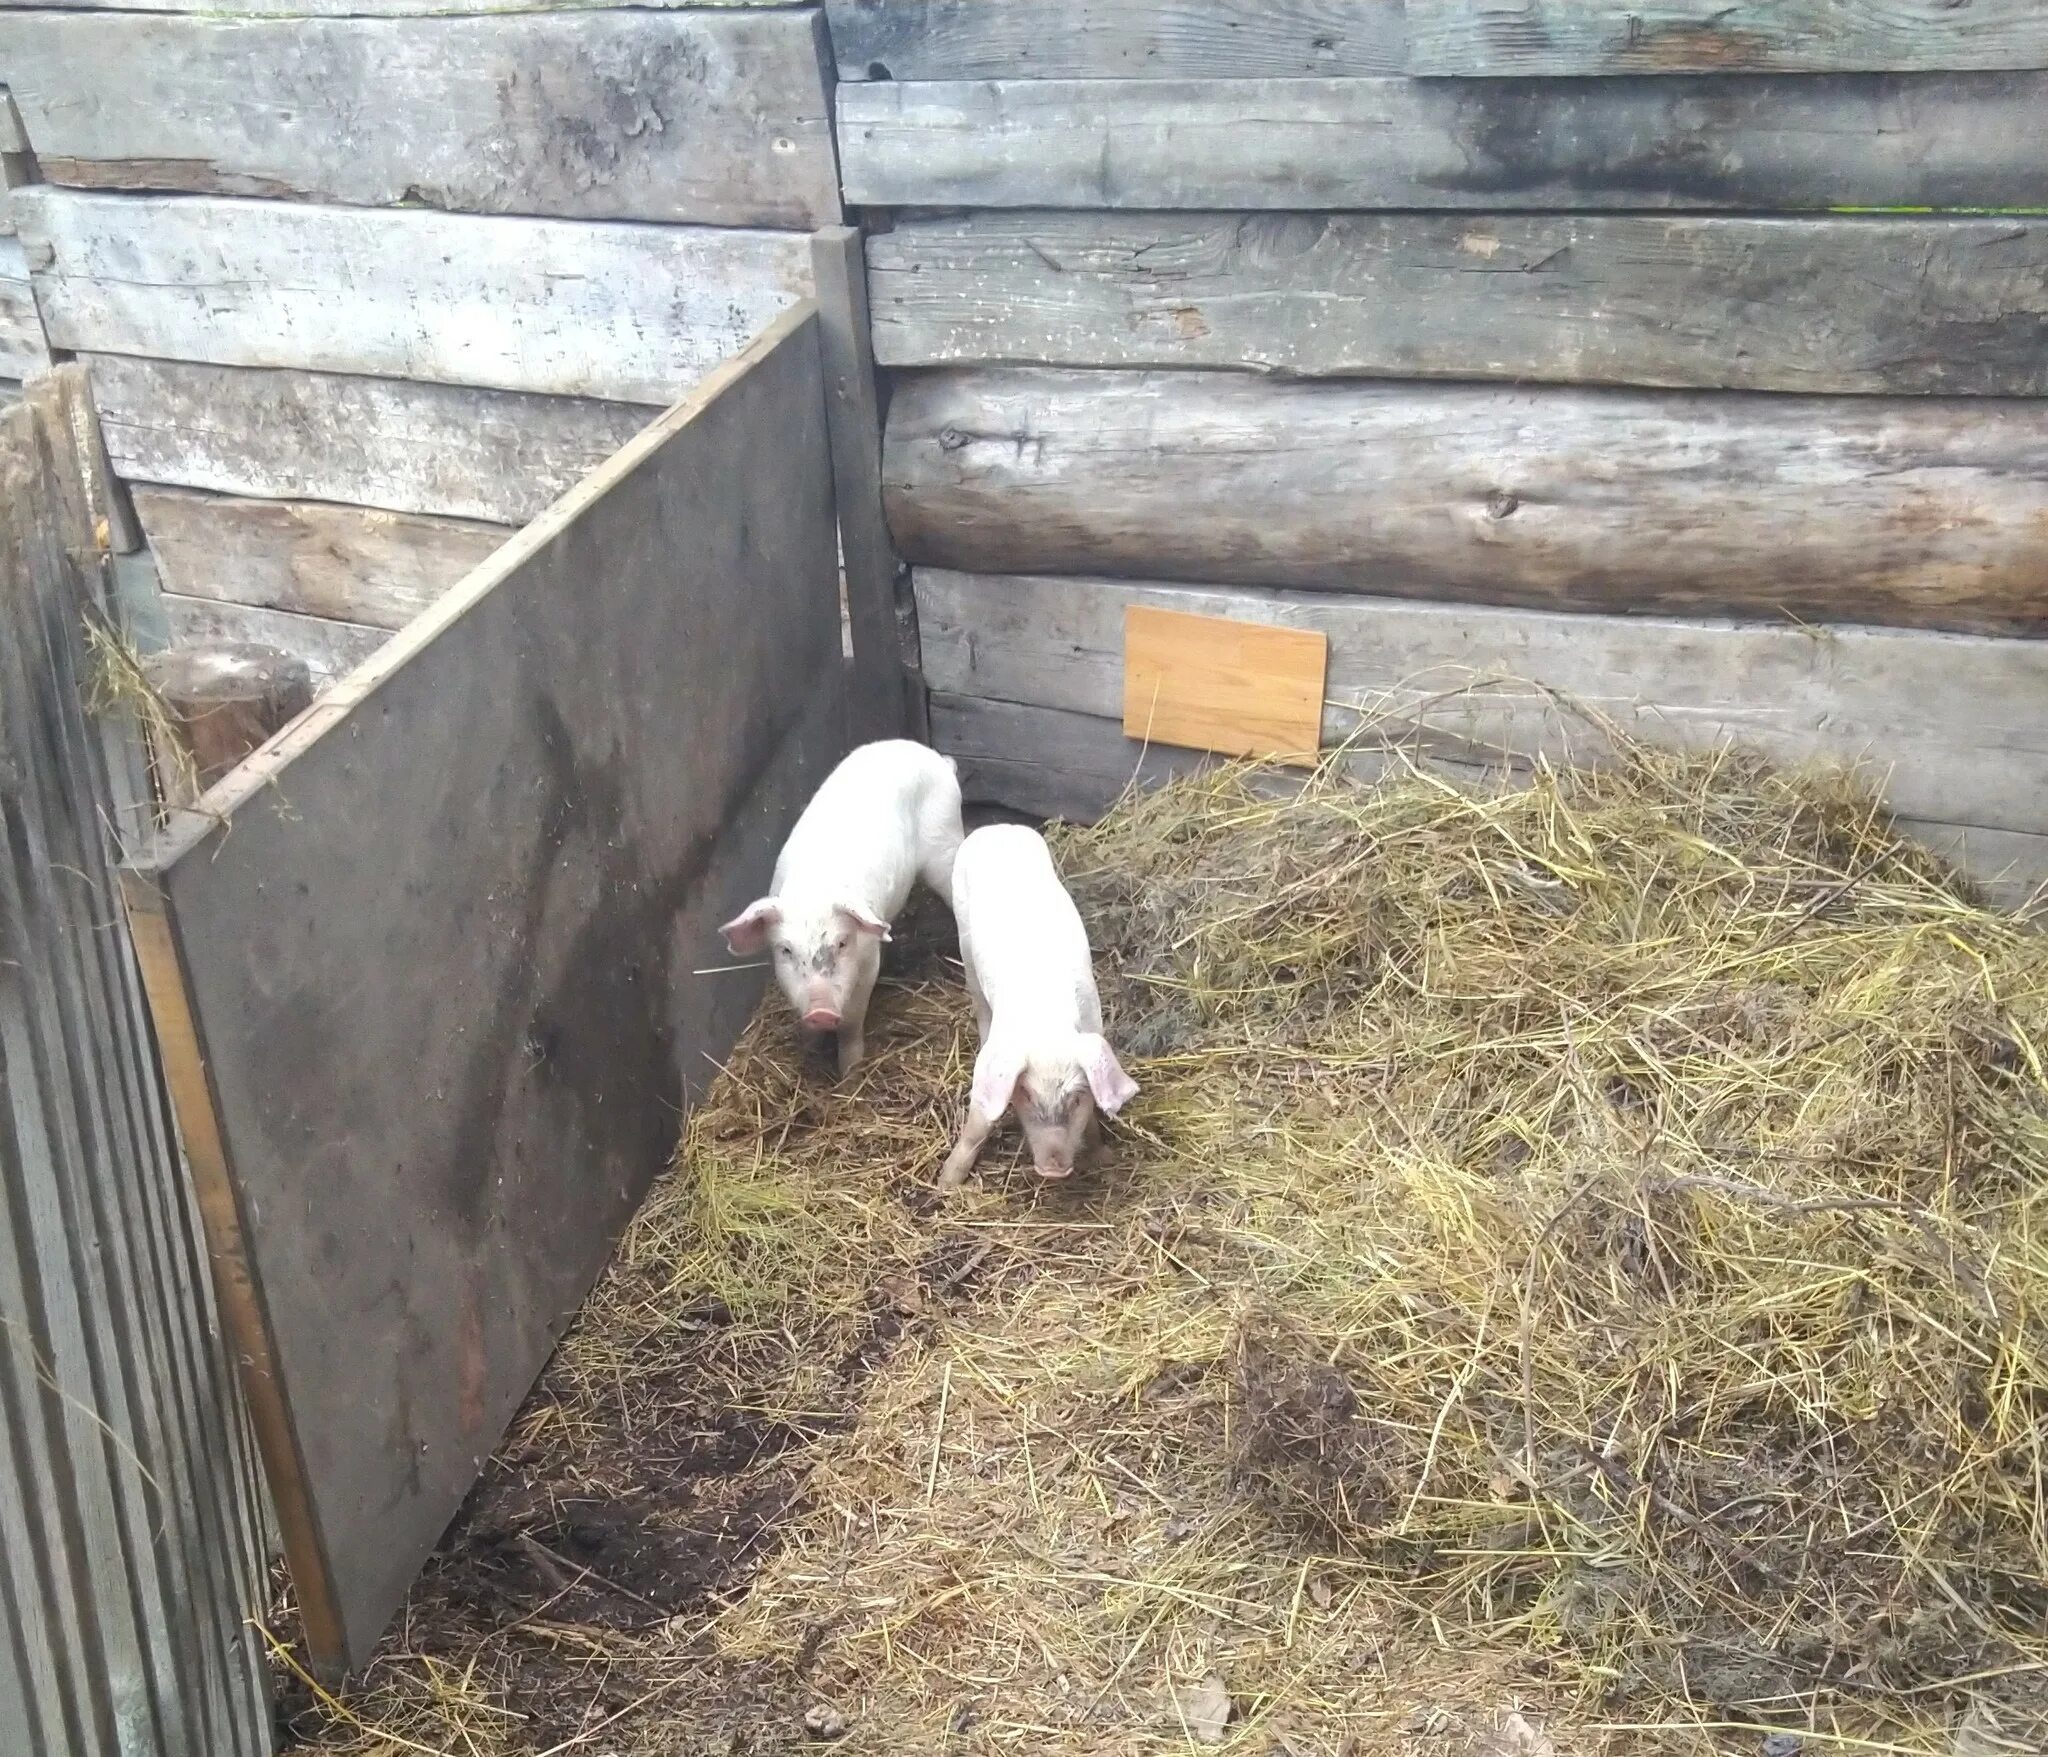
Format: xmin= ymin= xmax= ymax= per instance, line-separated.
xmin=803 ymin=1008 xmax=842 ymax=1032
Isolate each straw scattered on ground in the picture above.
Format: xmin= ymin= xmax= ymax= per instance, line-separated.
xmin=285 ymin=743 xmax=2048 ymax=1757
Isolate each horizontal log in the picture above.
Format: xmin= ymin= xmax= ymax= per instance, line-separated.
xmin=6 ymin=12 xmax=839 ymax=229
xmin=884 ymin=370 xmax=2048 ymax=637
xmin=1405 ymin=1 xmax=2048 ymax=77
xmin=929 ymin=692 xmax=2048 ymax=913
xmin=825 ymin=0 xmax=1405 ymax=79
xmin=834 ymin=72 xmax=2048 ymax=211
xmin=87 ymin=356 xmax=655 ymax=524
xmin=160 ymin=597 xmax=388 ymax=684
xmin=133 ymin=486 xmax=510 ymax=632
xmin=15 ymin=190 xmax=812 ymax=402
xmin=914 ymin=568 xmax=2048 ymax=837
xmin=0 ymin=234 xmax=49 ymax=379
xmin=868 ymin=212 xmax=2048 ymax=395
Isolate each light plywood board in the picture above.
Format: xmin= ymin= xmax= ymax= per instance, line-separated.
xmin=7 ymin=11 xmax=839 ymax=229
xmin=135 ymin=485 xmax=511 ymax=631
xmin=1405 ymin=1 xmax=2048 ymax=76
xmin=1123 ymin=603 xmax=1325 ymax=764
xmin=125 ymin=305 xmax=846 ymax=1672
xmin=826 ymin=0 xmax=1405 ymax=79
xmin=868 ymin=212 xmax=2048 ymax=396
xmin=834 ymin=72 xmax=2048 ymax=212
xmin=16 ymin=190 xmax=812 ymax=403
xmin=916 ymin=569 xmax=2048 ymax=839
xmin=87 ymin=355 xmax=657 ymax=525
xmin=885 ymin=369 xmax=2048 ymax=638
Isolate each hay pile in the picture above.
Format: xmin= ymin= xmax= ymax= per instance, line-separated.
xmin=291 ymin=747 xmax=2048 ymax=1757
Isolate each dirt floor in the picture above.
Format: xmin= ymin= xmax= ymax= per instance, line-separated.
xmin=279 ymin=753 xmax=2048 ymax=1757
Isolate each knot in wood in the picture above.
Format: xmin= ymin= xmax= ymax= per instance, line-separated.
xmin=1485 ymin=489 xmax=1521 ymax=521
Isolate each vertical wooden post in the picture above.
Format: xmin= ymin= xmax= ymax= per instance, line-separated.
xmin=809 ymin=224 xmax=926 ymax=743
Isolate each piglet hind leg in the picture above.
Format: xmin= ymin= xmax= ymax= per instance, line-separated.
xmin=936 ymin=1103 xmax=998 ymax=1193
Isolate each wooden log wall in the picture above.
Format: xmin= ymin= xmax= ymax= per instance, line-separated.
xmin=0 ymin=4 xmax=911 ymax=725
xmin=828 ymin=0 xmax=2048 ymax=908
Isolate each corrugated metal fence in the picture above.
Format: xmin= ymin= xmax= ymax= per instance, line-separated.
xmin=0 ymin=369 xmax=272 ymax=1756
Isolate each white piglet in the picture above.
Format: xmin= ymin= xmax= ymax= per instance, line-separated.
xmin=721 ymin=740 xmax=963 ymax=1076
xmin=937 ymin=824 xmax=1138 ymax=1192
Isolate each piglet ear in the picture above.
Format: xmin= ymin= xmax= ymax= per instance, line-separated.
xmin=836 ymin=901 xmax=892 ymax=941
xmin=970 ymin=1038 xmax=1025 ymax=1120
xmin=1078 ymin=1035 xmax=1139 ymax=1116
xmin=719 ymin=898 xmax=780 ymax=955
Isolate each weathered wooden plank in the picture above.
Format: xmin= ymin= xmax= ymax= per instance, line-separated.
xmin=1405 ymin=1 xmax=2048 ymax=77
xmin=929 ymin=692 xmax=2048 ymax=913
xmin=835 ymin=73 xmax=2048 ymax=211
xmin=811 ymin=226 xmax=912 ymax=744
xmin=826 ymin=0 xmax=1405 ymax=79
xmin=85 ymin=356 xmax=656 ymax=525
xmin=0 ymin=235 xmax=50 ymax=379
xmin=125 ymin=304 xmax=846 ymax=1672
xmin=868 ymin=212 xmax=2048 ymax=395
xmin=914 ymin=569 xmax=2048 ymax=838
xmin=0 ymin=0 xmax=795 ymax=12
xmin=160 ymin=598 xmax=388 ymax=686
xmin=134 ymin=486 xmax=511 ymax=632
xmin=885 ymin=370 xmax=2048 ymax=638
xmin=0 ymin=373 xmax=272 ymax=1757
xmin=15 ymin=190 xmax=813 ymax=403
xmin=6 ymin=11 xmax=840 ymax=229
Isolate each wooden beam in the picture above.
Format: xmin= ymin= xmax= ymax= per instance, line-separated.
xmin=810 ymin=225 xmax=913 ymax=743
xmin=134 ymin=485 xmax=511 ymax=632
xmin=868 ymin=212 xmax=2048 ymax=396
xmin=6 ymin=11 xmax=839 ymax=229
xmin=160 ymin=599 xmax=389 ymax=686
xmin=835 ymin=72 xmax=2048 ymax=212
xmin=928 ymin=692 xmax=2048 ymax=913
xmin=0 ymin=0 xmax=798 ymax=12
xmin=139 ymin=644 xmax=315 ymax=791
xmin=914 ymin=569 xmax=2048 ymax=838
xmin=16 ymin=189 xmax=812 ymax=403
xmin=885 ymin=369 xmax=2048 ymax=638
xmin=825 ymin=0 xmax=1406 ymax=80
xmin=1405 ymin=1 xmax=2048 ymax=77
xmin=86 ymin=355 xmax=657 ymax=525
xmin=0 ymin=235 xmax=51 ymax=380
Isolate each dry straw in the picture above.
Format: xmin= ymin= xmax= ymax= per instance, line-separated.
xmin=293 ymin=743 xmax=2048 ymax=1757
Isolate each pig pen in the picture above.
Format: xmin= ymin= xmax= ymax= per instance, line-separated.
xmin=278 ymin=741 xmax=2048 ymax=1757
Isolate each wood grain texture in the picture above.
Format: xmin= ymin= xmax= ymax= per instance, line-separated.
xmin=132 ymin=305 xmax=845 ymax=1671
xmin=811 ymin=226 xmax=910 ymax=743
xmin=868 ymin=212 xmax=2048 ymax=395
xmin=134 ymin=485 xmax=511 ymax=631
xmin=140 ymin=644 xmax=315 ymax=791
xmin=0 ymin=0 xmax=794 ymax=12
xmin=834 ymin=72 xmax=2048 ymax=211
xmin=0 ymin=235 xmax=50 ymax=379
xmin=929 ymin=693 xmax=2048 ymax=913
xmin=6 ymin=11 xmax=839 ymax=229
xmin=826 ymin=0 xmax=1405 ymax=79
xmin=1405 ymin=1 xmax=2048 ymax=76
xmin=917 ymin=569 xmax=2048 ymax=838
xmin=16 ymin=190 xmax=813 ymax=402
xmin=86 ymin=355 xmax=656 ymax=525
xmin=1123 ymin=603 xmax=1326 ymax=762
xmin=885 ymin=370 xmax=2048 ymax=638
xmin=161 ymin=597 xmax=389 ymax=685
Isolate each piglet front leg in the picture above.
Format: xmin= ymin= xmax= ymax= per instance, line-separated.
xmin=936 ymin=1102 xmax=998 ymax=1193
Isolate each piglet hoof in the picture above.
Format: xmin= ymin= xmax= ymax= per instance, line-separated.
xmin=934 ymin=1157 xmax=973 ymax=1195
xmin=836 ymin=1034 xmax=867 ymax=1080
